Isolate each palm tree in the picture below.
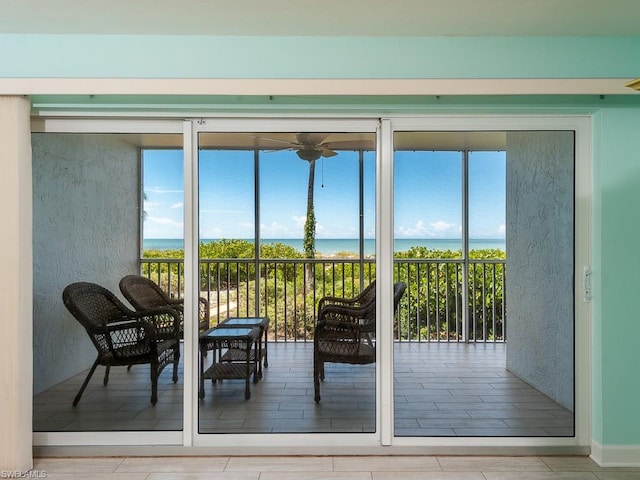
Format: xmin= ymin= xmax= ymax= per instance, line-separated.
xmin=303 ymin=157 xmax=317 ymax=262
xmin=285 ymin=133 xmax=339 ymax=290
xmin=298 ymin=149 xmax=323 ymax=290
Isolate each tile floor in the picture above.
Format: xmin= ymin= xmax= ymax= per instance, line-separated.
xmin=30 ymin=455 xmax=640 ymax=480
xmin=34 ymin=342 xmax=573 ymax=436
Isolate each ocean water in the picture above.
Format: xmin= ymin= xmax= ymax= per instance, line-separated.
xmin=144 ymin=238 xmax=505 ymax=255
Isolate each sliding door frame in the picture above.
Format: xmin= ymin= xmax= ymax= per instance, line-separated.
xmin=31 ymin=113 xmax=591 ymax=454
xmin=387 ymin=115 xmax=591 ymax=451
xmin=189 ymin=117 xmax=382 ymax=449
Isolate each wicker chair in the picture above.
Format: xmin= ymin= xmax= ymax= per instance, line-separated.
xmin=62 ymin=282 xmax=181 ymax=406
xmin=119 ymin=274 xmax=210 ymax=340
xmin=317 ymin=279 xmax=378 ymax=335
xmin=313 ymin=281 xmax=406 ymax=402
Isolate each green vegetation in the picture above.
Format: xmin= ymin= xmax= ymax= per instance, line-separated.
xmin=142 ymin=239 xmax=505 ymax=342
xmin=393 ymin=246 xmax=505 ymax=341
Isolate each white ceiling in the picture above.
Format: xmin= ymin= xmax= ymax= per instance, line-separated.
xmin=2 ymin=0 xmax=639 ymax=36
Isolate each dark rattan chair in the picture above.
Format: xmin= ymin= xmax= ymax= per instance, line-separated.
xmin=313 ymin=281 xmax=406 ymax=402
xmin=119 ymin=274 xmax=210 ymax=339
xmin=318 ymin=280 xmax=376 ymax=334
xmin=62 ymin=281 xmax=181 ymax=406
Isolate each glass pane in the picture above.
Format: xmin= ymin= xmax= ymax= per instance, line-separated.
xmin=394 ymin=149 xmax=463 ymax=256
xmin=469 ymin=151 xmax=506 ymax=257
xmin=196 ymin=131 xmax=376 ymax=434
xmin=143 ymin=149 xmax=185 ymax=248
xmin=393 ymin=131 xmax=574 ymax=438
xmin=468 ymin=151 xmax=506 ymax=342
xmin=393 ymin=142 xmax=463 ymax=346
xmin=199 ymin=145 xmax=256 ymax=322
xmin=33 ymin=132 xmax=184 ymax=432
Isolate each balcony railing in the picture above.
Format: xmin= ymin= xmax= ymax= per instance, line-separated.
xmin=140 ymin=257 xmax=505 ymax=343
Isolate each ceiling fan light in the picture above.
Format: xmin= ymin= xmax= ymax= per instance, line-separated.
xmin=625 ymin=78 xmax=640 ymax=91
xmin=296 ymin=149 xmax=322 ymax=161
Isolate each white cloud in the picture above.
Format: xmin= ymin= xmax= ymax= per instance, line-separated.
xmin=431 ymin=220 xmax=455 ymax=232
xmin=292 ymin=215 xmax=306 ymax=228
xmin=148 ymin=217 xmax=183 ymax=227
xmin=396 ymin=220 xmax=430 ymax=238
xmin=145 ymin=187 xmax=183 ymax=194
xmin=144 ymin=216 xmax=183 ymax=238
xmin=260 ymin=222 xmax=295 ymax=238
xmin=143 ymin=201 xmax=161 ymax=211
xmin=497 ymin=224 xmax=506 ymax=235
xmin=396 ymin=219 xmax=460 ymax=238
xmin=170 ymin=202 xmax=183 ymax=209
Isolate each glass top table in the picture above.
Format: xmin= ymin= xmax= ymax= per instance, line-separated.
xmin=198 ymin=326 xmax=261 ymax=400
xmin=216 ymin=317 xmax=270 ymax=375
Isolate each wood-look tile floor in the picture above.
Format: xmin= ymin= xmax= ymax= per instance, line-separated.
xmin=31 ymin=455 xmax=640 ymax=480
xmin=34 ymin=342 xmax=573 ymax=436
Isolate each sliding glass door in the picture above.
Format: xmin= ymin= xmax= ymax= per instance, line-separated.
xmin=32 ymin=126 xmax=185 ymax=439
xmin=32 ymin=115 xmax=589 ymax=451
xmin=194 ymin=124 xmax=377 ymax=434
xmin=392 ymin=130 xmax=575 ymax=438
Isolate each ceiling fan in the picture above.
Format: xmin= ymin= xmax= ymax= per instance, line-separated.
xmin=256 ymin=133 xmax=372 ymax=161
xmin=291 ymin=133 xmax=337 ymax=161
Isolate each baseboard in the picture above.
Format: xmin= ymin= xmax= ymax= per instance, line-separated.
xmin=591 ymin=441 xmax=640 ymax=467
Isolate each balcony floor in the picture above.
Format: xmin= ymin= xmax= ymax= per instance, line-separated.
xmin=34 ymin=342 xmax=573 ymax=436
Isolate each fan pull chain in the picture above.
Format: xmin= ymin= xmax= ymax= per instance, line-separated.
xmin=321 ymin=157 xmax=324 ymax=188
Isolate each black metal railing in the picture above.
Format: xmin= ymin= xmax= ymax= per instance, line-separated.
xmin=140 ymin=257 xmax=504 ymax=343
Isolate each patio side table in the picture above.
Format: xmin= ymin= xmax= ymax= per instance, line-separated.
xmin=199 ymin=326 xmax=260 ymax=400
xmin=217 ymin=316 xmax=269 ymax=377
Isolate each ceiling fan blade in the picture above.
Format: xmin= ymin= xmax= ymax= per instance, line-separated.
xmin=264 ymin=148 xmax=295 ymax=154
xmin=250 ymin=135 xmax=298 ymax=148
xmin=320 ymin=147 xmax=338 ymax=157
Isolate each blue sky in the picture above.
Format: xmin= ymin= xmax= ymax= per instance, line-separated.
xmin=142 ymin=147 xmax=505 ymax=240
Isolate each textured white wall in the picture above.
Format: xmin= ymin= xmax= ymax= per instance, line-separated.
xmin=505 ymin=131 xmax=575 ymax=411
xmin=32 ymin=134 xmax=140 ymax=395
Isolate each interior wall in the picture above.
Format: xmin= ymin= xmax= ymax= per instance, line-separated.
xmin=32 ymin=133 xmax=140 ymax=394
xmin=2 ymin=35 xmax=639 ymax=80
xmin=505 ymin=131 xmax=575 ymax=411
xmin=0 ymin=96 xmax=33 ymax=472
xmin=595 ymin=107 xmax=640 ymax=445
xmin=19 ymin=102 xmax=640 ymax=459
